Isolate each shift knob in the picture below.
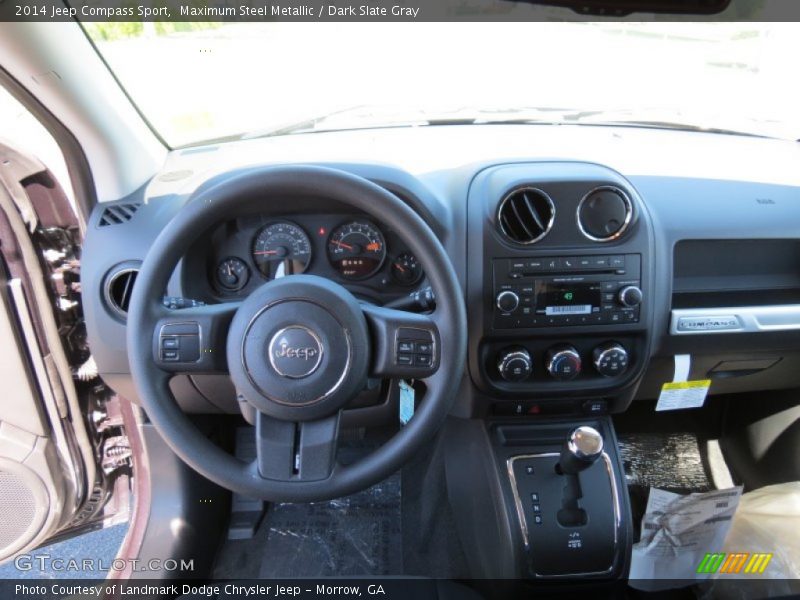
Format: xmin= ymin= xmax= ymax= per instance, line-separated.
xmin=558 ymin=426 xmax=604 ymax=475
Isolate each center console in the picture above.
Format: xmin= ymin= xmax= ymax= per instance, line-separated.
xmin=493 ymin=419 xmax=631 ymax=578
xmin=467 ymin=162 xmax=655 ymax=413
xmin=442 ymin=416 xmax=632 ymax=582
xmin=455 ymin=161 xmax=653 ymax=582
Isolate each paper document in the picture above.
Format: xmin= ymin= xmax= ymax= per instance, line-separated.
xmin=656 ymin=380 xmax=711 ymax=411
xmin=629 ymin=486 xmax=743 ymax=589
xmin=656 ymin=354 xmax=711 ymax=411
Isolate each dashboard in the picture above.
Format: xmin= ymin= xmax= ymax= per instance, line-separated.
xmin=80 ymin=123 xmax=800 ymax=417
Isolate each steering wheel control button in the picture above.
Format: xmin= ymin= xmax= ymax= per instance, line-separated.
xmin=593 ymin=342 xmax=629 ymax=377
xmin=158 ymin=322 xmax=200 ymax=363
xmin=268 ymin=326 xmax=324 ymax=379
xmin=395 ymin=328 xmax=435 ymax=369
xmin=416 ymin=342 xmax=432 ymax=354
xmin=497 ymin=348 xmax=533 ymax=382
xmin=398 ymin=341 xmax=415 ymax=353
xmin=545 ymin=345 xmax=582 ymax=380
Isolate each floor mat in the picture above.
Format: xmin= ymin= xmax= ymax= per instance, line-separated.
xmin=214 ymin=435 xmax=403 ymax=579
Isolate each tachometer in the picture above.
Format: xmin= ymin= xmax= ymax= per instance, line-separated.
xmin=327 ymin=221 xmax=386 ymax=280
xmin=252 ymin=222 xmax=312 ymax=279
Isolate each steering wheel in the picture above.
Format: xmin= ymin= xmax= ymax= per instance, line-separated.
xmin=127 ymin=166 xmax=467 ymax=501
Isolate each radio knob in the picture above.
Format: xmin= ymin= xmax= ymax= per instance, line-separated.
xmin=617 ymin=285 xmax=643 ymax=308
xmin=545 ymin=345 xmax=582 ymax=381
xmin=496 ymin=290 xmax=520 ymax=313
xmin=497 ymin=348 xmax=533 ymax=382
xmin=593 ymin=342 xmax=629 ymax=377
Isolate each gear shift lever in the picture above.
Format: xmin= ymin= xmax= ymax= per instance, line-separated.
xmin=557 ymin=426 xmax=604 ymax=475
xmin=556 ymin=426 xmax=604 ymax=527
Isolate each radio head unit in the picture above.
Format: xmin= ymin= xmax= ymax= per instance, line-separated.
xmin=493 ymin=254 xmax=642 ymax=329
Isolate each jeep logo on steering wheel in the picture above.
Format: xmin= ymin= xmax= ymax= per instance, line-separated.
xmin=268 ymin=326 xmax=324 ymax=379
xmin=274 ymin=343 xmax=318 ymax=360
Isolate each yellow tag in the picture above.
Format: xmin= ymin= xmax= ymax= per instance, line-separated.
xmin=662 ymin=380 xmax=711 ymax=391
xmin=656 ymin=379 xmax=711 ymax=411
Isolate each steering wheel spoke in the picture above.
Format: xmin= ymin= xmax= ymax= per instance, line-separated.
xmin=153 ymin=302 xmax=240 ymax=373
xmin=254 ymin=411 xmax=340 ymax=482
xmin=362 ymin=303 xmax=440 ymax=379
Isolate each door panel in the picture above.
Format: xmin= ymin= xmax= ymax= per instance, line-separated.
xmin=0 ymin=141 xmax=93 ymax=563
xmin=0 ymin=253 xmax=73 ymax=562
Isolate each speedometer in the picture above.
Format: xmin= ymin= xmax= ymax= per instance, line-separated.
xmin=252 ymin=222 xmax=312 ymax=279
xmin=327 ymin=221 xmax=386 ymax=280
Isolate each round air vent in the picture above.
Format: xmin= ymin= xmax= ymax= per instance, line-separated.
xmin=496 ymin=187 xmax=555 ymax=245
xmin=105 ymin=266 xmax=139 ymax=317
xmin=577 ymin=186 xmax=633 ymax=242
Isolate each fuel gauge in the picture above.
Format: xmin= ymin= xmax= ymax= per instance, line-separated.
xmin=215 ymin=257 xmax=250 ymax=292
xmin=391 ymin=253 xmax=423 ymax=286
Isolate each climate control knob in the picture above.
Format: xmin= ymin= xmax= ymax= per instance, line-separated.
xmin=545 ymin=345 xmax=582 ymax=381
xmin=593 ymin=342 xmax=629 ymax=377
xmin=496 ymin=290 xmax=520 ymax=313
xmin=617 ymin=285 xmax=643 ymax=308
xmin=497 ymin=347 xmax=533 ymax=382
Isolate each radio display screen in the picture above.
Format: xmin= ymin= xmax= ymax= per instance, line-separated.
xmin=535 ymin=282 xmax=601 ymax=316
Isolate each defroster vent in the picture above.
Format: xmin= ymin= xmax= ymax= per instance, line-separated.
xmin=98 ymin=202 xmax=141 ymax=227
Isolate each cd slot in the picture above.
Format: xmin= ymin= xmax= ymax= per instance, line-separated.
xmin=513 ymin=267 xmax=621 ymax=279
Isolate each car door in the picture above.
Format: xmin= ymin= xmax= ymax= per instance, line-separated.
xmin=0 ymin=139 xmax=109 ymax=564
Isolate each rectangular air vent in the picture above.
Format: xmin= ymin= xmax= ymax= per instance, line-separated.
xmin=98 ymin=202 xmax=141 ymax=227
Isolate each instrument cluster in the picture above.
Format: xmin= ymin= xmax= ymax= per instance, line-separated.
xmin=207 ymin=215 xmax=425 ymax=298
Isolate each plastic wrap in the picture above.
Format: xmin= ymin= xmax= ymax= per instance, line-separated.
xmin=618 ymin=432 xmax=712 ymax=492
xmin=703 ymin=482 xmax=800 ymax=599
xmin=257 ymin=473 xmax=402 ymax=577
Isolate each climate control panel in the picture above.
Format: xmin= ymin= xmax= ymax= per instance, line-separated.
xmin=495 ymin=341 xmax=630 ymax=383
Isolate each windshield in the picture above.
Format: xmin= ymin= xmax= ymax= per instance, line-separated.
xmin=84 ymin=22 xmax=800 ymax=147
